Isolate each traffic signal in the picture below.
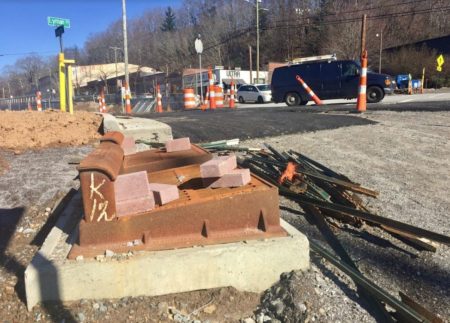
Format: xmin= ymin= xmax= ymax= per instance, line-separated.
xmin=55 ymin=25 xmax=64 ymax=37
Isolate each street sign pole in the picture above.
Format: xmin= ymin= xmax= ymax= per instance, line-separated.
xmin=199 ymin=53 xmax=203 ymax=101
xmin=195 ymin=35 xmax=203 ymax=102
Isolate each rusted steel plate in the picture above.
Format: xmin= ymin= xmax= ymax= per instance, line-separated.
xmin=121 ymin=144 xmax=212 ymax=174
xmin=69 ymin=164 xmax=286 ymax=258
xmin=78 ymin=140 xmax=211 ymax=224
xmin=78 ymin=142 xmax=123 ymax=223
xmin=78 ymin=142 xmax=123 ymax=181
xmin=100 ymin=131 xmax=124 ymax=145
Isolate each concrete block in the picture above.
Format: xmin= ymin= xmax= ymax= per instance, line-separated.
xmin=114 ymin=171 xmax=154 ymax=217
xmin=200 ymin=155 xmax=237 ymax=178
xmin=102 ymin=114 xmax=173 ymax=144
xmin=210 ymin=168 xmax=251 ymax=188
xmin=25 ymin=216 xmax=309 ymax=310
xmin=121 ymin=137 xmax=136 ymax=156
xmin=148 ymin=183 xmax=179 ymax=205
xmin=165 ymin=137 xmax=191 ymax=153
xmin=102 ymin=113 xmax=121 ymax=132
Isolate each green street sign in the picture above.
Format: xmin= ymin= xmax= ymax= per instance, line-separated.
xmin=47 ymin=16 xmax=70 ymax=28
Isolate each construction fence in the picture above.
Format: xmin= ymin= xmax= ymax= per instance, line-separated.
xmin=0 ymin=93 xmax=187 ymax=114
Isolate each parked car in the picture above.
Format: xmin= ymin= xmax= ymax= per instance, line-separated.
xmin=237 ymin=84 xmax=272 ymax=103
xmin=271 ymin=59 xmax=394 ymax=106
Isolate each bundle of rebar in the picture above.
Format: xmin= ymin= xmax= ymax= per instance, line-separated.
xmin=201 ymin=140 xmax=448 ymax=322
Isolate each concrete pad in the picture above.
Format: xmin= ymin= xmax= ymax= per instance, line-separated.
xmin=102 ymin=113 xmax=172 ymax=144
xmin=25 ymin=195 xmax=309 ymax=310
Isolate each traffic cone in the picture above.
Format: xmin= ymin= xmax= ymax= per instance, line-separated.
xmin=295 ymin=75 xmax=323 ymax=105
xmin=229 ymin=81 xmax=235 ymax=109
xmin=36 ymin=91 xmax=42 ymax=111
xmin=407 ymin=74 xmax=412 ymax=95
xmin=156 ymin=85 xmax=163 ymax=113
xmin=98 ymin=89 xmax=107 ymax=113
xmin=208 ymin=67 xmax=216 ymax=110
xmin=125 ymin=82 xmax=132 ymax=114
xmin=98 ymin=94 xmax=103 ymax=112
xmin=201 ymin=88 xmax=209 ymax=111
xmin=356 ymin=50 xmax=368 ymax=112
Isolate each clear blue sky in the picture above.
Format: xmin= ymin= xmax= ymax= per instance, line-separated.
xmin=0 ymin=0 xmax=182 ymax=70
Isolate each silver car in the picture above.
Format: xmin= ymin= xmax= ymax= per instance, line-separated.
xmin=237 ymin=84 xmax=272 ymax=103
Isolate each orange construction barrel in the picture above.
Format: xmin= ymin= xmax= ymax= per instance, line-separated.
xmin=215 ymin=85 xmax=224 ymax=108
xmin=183 ymin=88 xmax=196 ymax=109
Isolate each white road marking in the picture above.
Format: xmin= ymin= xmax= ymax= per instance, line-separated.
xmin=399 ymin=99 xmax=414 ymax=103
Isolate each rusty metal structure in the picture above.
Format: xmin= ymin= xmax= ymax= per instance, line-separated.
xmin=70 ymin=132 xmax=286 ymax=258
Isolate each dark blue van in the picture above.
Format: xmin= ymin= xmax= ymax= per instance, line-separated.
xmin=271 ymin=60 xmax=394 ymax=106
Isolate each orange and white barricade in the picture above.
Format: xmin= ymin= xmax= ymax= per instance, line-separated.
xmin=295 ymin=75 xmax=323 ymax=105
xmin=215 ymin=85 xmax=224 ymax=108
xmin=356 ymin=50 xmax=368 ymax=112
xmin=208 ymin=67 xmax=216 ymax=110
xmin=229 ymin=81 xmax=235 ymax=108
xmin=156 ymin=85 xmax=163 ymax=113
xmin=183 ymin=88 xmax=196 ymax=109
xmin=36 ymin=91 xmax=42 ymax=111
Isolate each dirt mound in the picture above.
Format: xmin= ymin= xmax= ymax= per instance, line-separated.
xmin=0 ymin=110 xmax=102 ymax=151
xmin=0 ymin=156 xmax=8 ymax=175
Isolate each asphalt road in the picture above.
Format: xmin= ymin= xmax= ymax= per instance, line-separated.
xmin=148 ymin=108 xmax=375 ymax=142
xmin=237 ymin=89 xmax=450 ymax=109
xmin=147 ymin=99 xmax=450 ymax=143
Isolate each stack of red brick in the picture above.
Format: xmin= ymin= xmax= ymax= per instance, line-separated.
xmin=200 ymin=154 xmax=251 ymax=188
xmin=113 ymin=137 xmax=194 ymax=218
xmin=114 ymin=171 xmax=180 ymax=217
xmin=105 ymin=135 xmax=250 ymax=218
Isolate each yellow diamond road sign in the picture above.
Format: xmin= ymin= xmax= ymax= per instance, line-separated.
xmin=436 ymin=54 xmax=444 ymax=72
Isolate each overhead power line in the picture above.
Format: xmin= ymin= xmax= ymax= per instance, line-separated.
xmin=0 ymin=51 xmax=57 ymax=57
xmin=201 ymin=5 xmax=450 ymax=54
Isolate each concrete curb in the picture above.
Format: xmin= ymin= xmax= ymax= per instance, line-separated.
xmin=102 ymin=113 xmax=173 ymax=143
xmin=25 ymin=191 xmax=83 ymax=311
xmin=25 ymin=192 xmax=310 ymax=309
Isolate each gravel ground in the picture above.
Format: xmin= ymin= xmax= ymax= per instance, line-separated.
xmin=0 ymin=110 xmax=448 ymax=322
xmin=243 ymin=110 xmax=450 ymax=322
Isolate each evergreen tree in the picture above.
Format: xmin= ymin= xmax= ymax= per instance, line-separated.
xmin=161 ymin=7 xmax=176 ymax=32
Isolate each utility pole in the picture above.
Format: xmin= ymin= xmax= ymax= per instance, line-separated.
xmin=110 ymin=46 xmax=121 ymax=79
xmin=256 ymin=0 xmax=260 ymax=83
xmin=248 ymin=45 xmax=253 ymax=84
xmin=376 ymin=31 xmax=383 ymax=73
xmin=122 ymin=0 xmax=129 ymax=92
xmin=360 ymin=14 xmax=367 ymax=58
xmin=110 ymin=46 xmax=123 ymax=111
